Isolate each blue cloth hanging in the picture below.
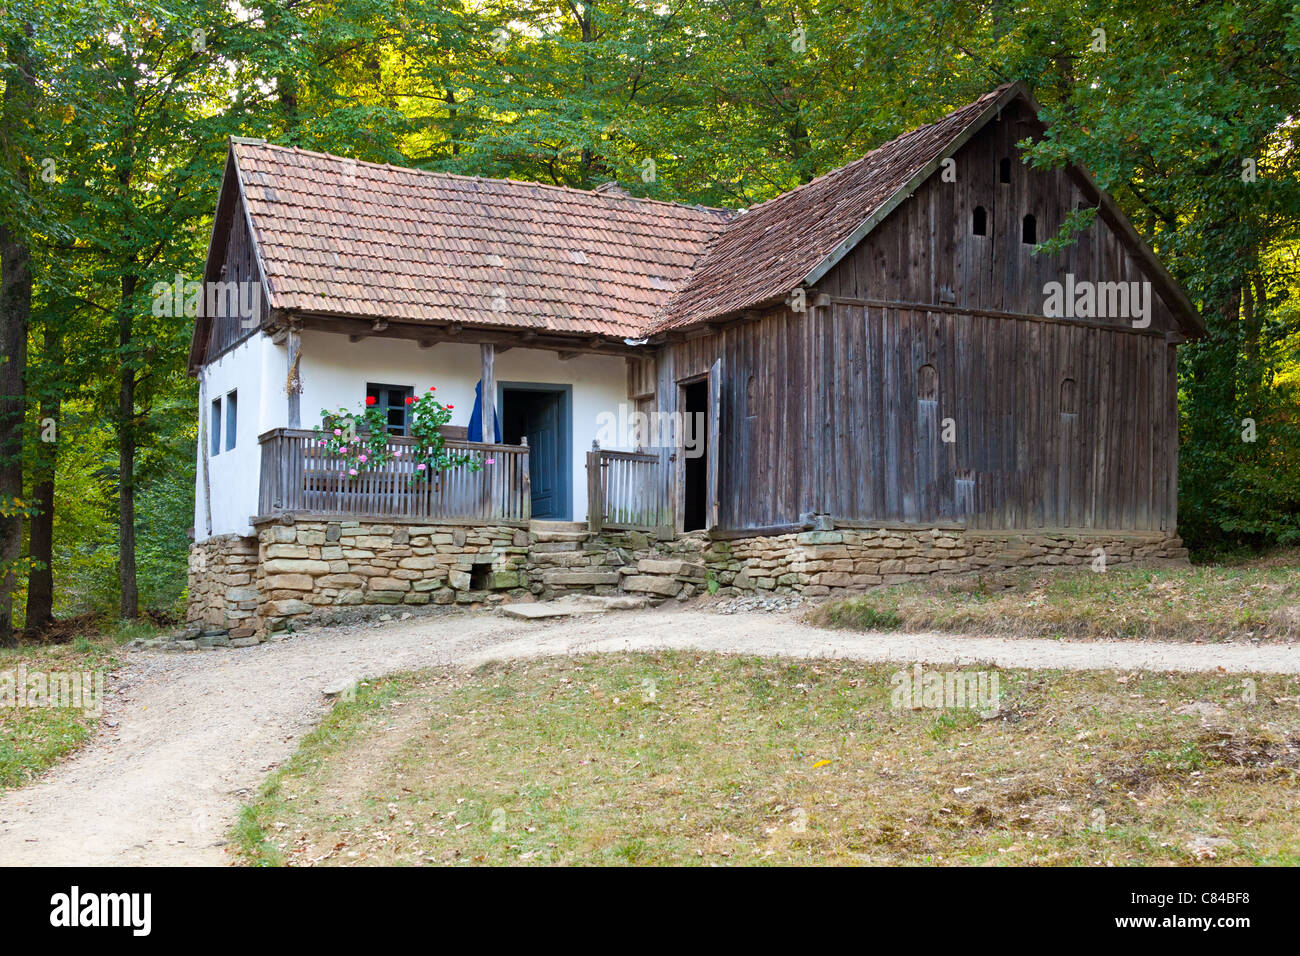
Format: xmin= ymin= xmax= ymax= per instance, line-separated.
xmin=468 ymin=380 xmax=501 ymax=443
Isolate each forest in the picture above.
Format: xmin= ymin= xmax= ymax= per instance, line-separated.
xmin=0 ymin=0 xmax=1297 ymax=644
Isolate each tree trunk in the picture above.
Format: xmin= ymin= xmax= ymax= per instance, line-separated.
xmin=24 ymin=320 xmax=61 ymax=634
xmin=118 ymin=273 xmax=139 ymax=620
xmin=0 ymin=219 xmax=28 ymax=647
xmin=0 ymin=24 xmax=34 ymax=647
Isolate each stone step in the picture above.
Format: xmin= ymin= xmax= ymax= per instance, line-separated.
xmin=620 ymin=574 xmax=682 ymax=597
xmin=500 ymin=602 xmax=608 ymax=620
xmin=529 ymin=520 xmax=591 ymax=544
xmin=542 ymin=569 xmax=621 ymax=587
xmin=530 ymin=520 xmax=588 ymax=533
xmin=500 ymin=594 xmax=652 ymax=619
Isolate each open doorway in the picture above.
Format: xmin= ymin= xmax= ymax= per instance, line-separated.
xmin=682 ymin=379 xmax=709 ymax=531
xmin=500 ymin=383 xmax=571 ymax=520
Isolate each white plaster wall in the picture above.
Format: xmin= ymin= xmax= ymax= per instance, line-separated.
xmin=277 ymin=331 xmax=631 ymax=521
xmin=194 ymin=333 xmax=270 ymax=540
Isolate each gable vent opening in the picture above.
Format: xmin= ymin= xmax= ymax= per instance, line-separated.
xmin=1022 ymin=213 xmax=1037 ymax=245
xmin=999 ymin=157 xmax=1012 ymax=183
xmin=972 ymin=205 xmax=988 ymax=237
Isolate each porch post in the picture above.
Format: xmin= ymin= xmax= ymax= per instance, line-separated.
xmin=286 ymin=326 xmax=302 ymax=428
xmin=480 ymin=343 xmax=495 ymax=442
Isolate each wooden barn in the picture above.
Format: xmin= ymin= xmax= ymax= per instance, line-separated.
xmin=187 ymin=82 xmax=1199 ymax=634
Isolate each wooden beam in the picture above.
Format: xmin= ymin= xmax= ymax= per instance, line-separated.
xmin=480 ymin=343 xmax=496 ymax=442
xmin=557 ymin=350 xmax=580 ymax=361
xmin=282 ymin=312 xmax=643 ymax=357
xmin=286 ymin=327 xmax=302 ymax=428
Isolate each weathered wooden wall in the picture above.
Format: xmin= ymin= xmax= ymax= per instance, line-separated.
xmin=820 ymin=98 xmax=1182 ymax=333
xmin=203 ymin=186 xmax=266 ymax=361
xmin=646 ymin=99 xmax=1182 ymax=535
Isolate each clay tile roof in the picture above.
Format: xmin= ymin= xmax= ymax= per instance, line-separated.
xmin=648 ymin=84 xmax=1016 ymax=332
xmin=226 ymin=86 xmax=1059 ymax=343
xmin=231 ymin=142 xmax=735 ymax=338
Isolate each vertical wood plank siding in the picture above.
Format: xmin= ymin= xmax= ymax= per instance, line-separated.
xmin=586 ymin=448 xmax=668 ymax=533
xmin=653 ymin=308 xmax=1174 ymax=533
xmin=205 ymin=198 xmax=265 ymax=357
xmin=647 ymin=101 xmax=1182 ymax=535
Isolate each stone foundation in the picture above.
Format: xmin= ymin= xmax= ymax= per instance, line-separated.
xmin=186 ymin=533 xmax=260 ymax=637
xmin=187 ymin=519 xmax=1189 ymax=639
xmin=254 ymin=519 xmax=530 ymax=633
xmin=700 ymin=527 xmax=1190 ymax=597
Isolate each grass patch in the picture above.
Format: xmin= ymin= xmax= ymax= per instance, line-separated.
xmin=0 ymin=619 xmax=159 ymax=790
xmin=808 ymin=554 xmax=1300 ymax=642
xmin=231 ymin=653 xmax=1300 ymax=866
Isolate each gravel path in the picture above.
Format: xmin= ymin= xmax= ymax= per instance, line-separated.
xmin=3 ymin=605 xmax=1298 ymax=867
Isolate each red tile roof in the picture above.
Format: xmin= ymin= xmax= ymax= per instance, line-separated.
xmin=231 ymin=142 xmax=734 ymax=338
xmin=225 ymin=85 xmax=1072 ymax=342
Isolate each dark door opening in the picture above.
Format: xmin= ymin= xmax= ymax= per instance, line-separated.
xmin=501 ymin=387 xmax=568 ymax=520
xmin=682 ymin=379 xmax=709 ymax=531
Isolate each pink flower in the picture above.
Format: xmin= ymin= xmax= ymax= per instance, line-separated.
xmin=333 ymin=428 xmax=342 ymax=436
xmin=485 ymin=458 xmax=496 ymax=464
xmin=394 ymin=449 xmax=402 ymax=458
xmin=339 ymin=446 xmax=348 ymax=455
xmin=348 ymin=468 xmax=358 ymax=476
xmin=417 ymin=463 xmax=427 ymax=471
xmin=358 ymin=454 xmax=368 ymax=463
xmin=318 ymin=440 xmax=325 ymax=446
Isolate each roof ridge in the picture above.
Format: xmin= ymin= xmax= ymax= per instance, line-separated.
xmin=234 ymin=140 xmax=737 ymax=219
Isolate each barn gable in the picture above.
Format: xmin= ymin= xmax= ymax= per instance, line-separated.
xmin=651 ymin=83 xmax=1201 ymax=339
xmin=814 ymin=93 xmax=1198 ymax=337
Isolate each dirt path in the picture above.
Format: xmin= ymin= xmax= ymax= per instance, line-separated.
xmin=3 ymin=606 xmax=1298 ymax=867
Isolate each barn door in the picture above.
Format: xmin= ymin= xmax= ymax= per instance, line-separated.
xmin=707 ymin=358 xmax=722 ymax=530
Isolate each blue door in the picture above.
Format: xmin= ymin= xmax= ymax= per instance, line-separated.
xmin=501 ymin=386 xmax=570 ymax=520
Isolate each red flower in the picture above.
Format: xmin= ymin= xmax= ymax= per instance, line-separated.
xmin=446 ymin=404 xmax=454 ymax=410
xmin=404 ymin=396 xmax=415 ymax=405
xmin=428 ymin=386 xmax=436 ymax=391
xmin=365 ymin=395 xmax=376 ymax=406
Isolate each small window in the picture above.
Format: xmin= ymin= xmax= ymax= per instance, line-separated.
xmin=366 ymin=383 xmax=415 ymax=436
xmin=1060 ymin=377 xmax=1077 ymax=415
xmin=999 ymin=157 xmax=1011 ymax=183
xmin=209 ymin=398 xmax=222 ymax=456
xmin=1022 ymin=214 xmax=1037 ymax=245
xmin=917 ymin=364 xmax=938 ymax=401
xmin=224 ymin=390 xmax=238 ymax=451
xmin=972 ymin=205 xmax=987 ymax=236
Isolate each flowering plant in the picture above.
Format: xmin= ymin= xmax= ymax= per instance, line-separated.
xmin=406 ymin=386 xmax=480 ymax=484
xmin=313 ymin=398 xmax=394 ymax=477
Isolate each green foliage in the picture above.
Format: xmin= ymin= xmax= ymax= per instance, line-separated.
xmin=405 ymin=388 xmax=478 ymax=483
xmin=2 ymin=0 xmax=1297 ymax=630
xmin=314 ymin=404 xmax=396 ymax=476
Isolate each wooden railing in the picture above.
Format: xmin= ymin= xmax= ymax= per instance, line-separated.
xmin=586 ymin=444 xmax=669 ymax=535
xmin=257 ymin=428 xmax=531 ymax=525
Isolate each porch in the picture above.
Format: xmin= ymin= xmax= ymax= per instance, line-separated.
xmin=254 ymin=427 xmax=669 ymax=534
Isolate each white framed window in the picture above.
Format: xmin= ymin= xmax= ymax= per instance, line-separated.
xmin=209 ymin=397 xmax=222 ymax=455
xmin=224 ymin=390 xmax=238 ymax=451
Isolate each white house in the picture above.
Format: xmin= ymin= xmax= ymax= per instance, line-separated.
xmin=186 ymin=85 xmax=1196 ymax=637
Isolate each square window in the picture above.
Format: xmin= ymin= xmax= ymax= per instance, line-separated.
xmin=366 ymin=383 xmax=415 ymax=436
